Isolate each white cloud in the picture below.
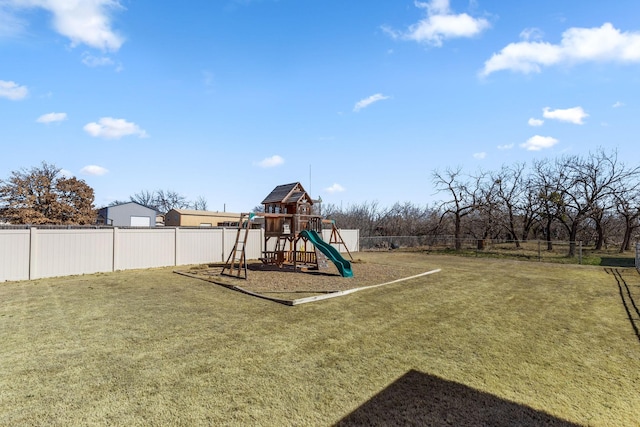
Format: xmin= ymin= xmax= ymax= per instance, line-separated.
xmin=520 ymin=27 xmax=544 ymax=42
xmin=353 ymin=93 xmax=389 ymax=112
xmin=473 ymin=152 xmax=486 ymax=159
xmin=36 ymin=112 xmax=67 ymax=123
xmin=5 ymin=0 xmax=124 ymax=51
xmin=520 ymin=135 xmax=559 ymax=151
xmin=59 ymin=168 xmax=73 ymax=178
xmin=528 ymin=118 xmax=544 ymax=127
xmin=543 ymin=106 xmax=588 ymax=124
xmin=481 ymin=23 xmax=640 ymax=76
xmin=383 ymin=0 xmax=491 ymax=47
xmin=83 ymin=117 xmax=148 ymax=139
xmin=0 ymin=5 xmax=26 ymax=37
xmin=0 ymin=79 xmax=28 ymax=100
xmin=497 ymin=143 xmax=514 ymax=150
xmin=80 ymin=165 xmax=109 ymax=176
xmin=81 ymin=52 xmax=114 ymax=67
xmin=325 ymin=183 xmax=345 ymax=194
xmin=612 ymin=101 xmax=624 ymax=108
xmin=255 ymin=155 xmax=284 ymax=168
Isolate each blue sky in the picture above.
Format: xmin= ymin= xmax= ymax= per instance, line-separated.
xmin=2 ymin=0 xmax=640 ymax=212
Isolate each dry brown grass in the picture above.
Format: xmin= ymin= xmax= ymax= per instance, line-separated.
xmin=1 ymin=252 xmax=639 ymax=426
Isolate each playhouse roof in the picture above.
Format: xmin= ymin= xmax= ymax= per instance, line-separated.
xmin=261 ymin=182 xmax=313 ymax=205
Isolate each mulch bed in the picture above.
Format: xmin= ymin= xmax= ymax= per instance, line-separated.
xmin=175 ymin=258 xmax=431 ymax=304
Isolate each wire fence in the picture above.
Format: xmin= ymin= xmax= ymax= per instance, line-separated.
xmin=360 ymin=235 xmax=636 ymax=266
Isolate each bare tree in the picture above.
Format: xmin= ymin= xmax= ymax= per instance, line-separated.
xmin=324 ymin=201 xmax=386 ymax=237
xmin=130 ymin=190 xmax=156 ymax=208
xmin=128 ymin=189 xmax=191 ymax=213
xmin=154 ymin=189 xmax=189 ymax=213
xmin=531 ymin=158 xmax=568 ymax=251
xmin=432 ymin=167 xmax=480 ymax=250
xmin=551 ymin=149 xmax=636 ymax=256
xmin=614 ymin=179 xmax=640 ymax=252
xmin=192 ymin=196 xmax=208 ymax=211
xmin=492 ymin=163 xmax=530 ymax=247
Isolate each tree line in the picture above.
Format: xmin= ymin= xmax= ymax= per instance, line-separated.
xmin=3 ymin=150 xmax=640 ymax=256
xmin=324 ymin=149 xmax=640 ymax=255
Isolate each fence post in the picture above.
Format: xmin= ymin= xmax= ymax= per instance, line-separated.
xmin=579 ymin=241 xmax=582 ymax=265
xmin=538 ymin=240 xmax=541 ymax=261
xmin=29 ymin=227 xmax=36 ymax=280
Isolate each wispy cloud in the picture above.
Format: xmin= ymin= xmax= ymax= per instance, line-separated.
xmin=543 ymin=106 xmax=588 ymax=124
xmin=353 ymin=93 xmax=389 ymax=112
xmin=482 ymin=23 xmax=640 ymax=76
xmin=81 ymin=52 xmax=116 ymax=67
xmin=36 ymin=112 xmax=67 ymax=123
xmin=521 ymin=135 xmax=559 ymax=151
xmin=0 ymin=79 xmax=28 ymax=100
xmin=4 ymin=0 xmax=125 ymax=51
xmin=497 ymin=143 xmax=514 ymax=150
xmin=0 ymin=5 xmax=26 ymax=38
xmin=80 ymin=165 xmax=109 ymax=176
xmin=59 ymin=169 xmax=74 ymax=178
xmin=528 ymin=118 xmax=544 ymax=127
xmin=202 ymin=70 xmax=214 ymax=87
xmin=325 ymin=183 xmax=345 ymax=193
xmin=255 ymin=155 xmax=284 ymax=168
xmin=84 ymin=117 xmax=148 ymax=139
xmin=612 ymin=101 xmax=625 ymax=108
xmin=383 ymin=0 xmax=491 ymax=47
xmin=473 ymin=152 xmax=486 ymax=159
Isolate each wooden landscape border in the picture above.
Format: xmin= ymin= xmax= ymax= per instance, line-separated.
xmin=174 ymin=269 xmax=441 ymax=306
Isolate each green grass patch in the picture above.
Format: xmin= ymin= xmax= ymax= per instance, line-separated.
xmin=1 ymin=253 xmax=639 ymax=426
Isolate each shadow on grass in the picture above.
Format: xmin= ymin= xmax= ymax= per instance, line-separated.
xmin=605 ymin=268 xmax=640 ymax=344
xmin=334 ymin=370 xmax=580 ymax=427
xmin=599 ymin=257 xmax=635 ymax=267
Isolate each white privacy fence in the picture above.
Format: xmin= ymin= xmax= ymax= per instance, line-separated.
xmin=0 ymin=227 xmax=359 ymax=282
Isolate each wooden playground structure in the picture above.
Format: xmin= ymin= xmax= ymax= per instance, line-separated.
xmin=222 ymin=182 xmax=353 ymax=279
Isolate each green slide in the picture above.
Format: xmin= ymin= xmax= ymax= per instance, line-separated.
xmin=300 ymin=229 xmax=353 ymax=278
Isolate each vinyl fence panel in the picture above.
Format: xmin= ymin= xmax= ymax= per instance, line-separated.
xmin=0 ymin=227 xmax=358 ymax=282
xmin=322 ymin=229 xmax=359 ymax=253
xmin=114 ymin=228 xmax=176 ymax=270
xmin=30 ymin=228 xmax=114 ymax=280
xmin=0 ymin=229 xmax=30 ymax=282
xmin=222 ymin=228 xmax=263 ymax=261
xmin=176 ymin=228 xmax=224 ymax=265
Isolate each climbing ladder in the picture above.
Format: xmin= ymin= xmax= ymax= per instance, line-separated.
xmin=221 ymin=213 xmax=253 ymax=279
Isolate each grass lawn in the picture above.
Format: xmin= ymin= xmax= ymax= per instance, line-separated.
xmin=1 ymin=252 xmax=639 ymax=426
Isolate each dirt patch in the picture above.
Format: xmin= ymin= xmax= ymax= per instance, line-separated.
xmin=175 ymin=258 xmax=431 ymax=303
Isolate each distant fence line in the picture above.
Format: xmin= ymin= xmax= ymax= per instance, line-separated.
xmin=0 ymin=227 xmax=359 ymax=282
xmin=360 ymin=235 xmax=589 ymax=263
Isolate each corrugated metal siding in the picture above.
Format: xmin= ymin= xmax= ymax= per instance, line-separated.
xmin=114 ymin=228 xmax=176 ymax=270
xmin=176 ymin=228 xmax=224 ymax=264
xmin=31 ymin=229 xmax=114 ymax=279
xmin=0 ymin=229 xmax=30 ymax=281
